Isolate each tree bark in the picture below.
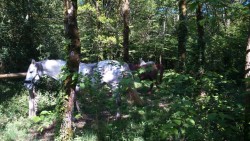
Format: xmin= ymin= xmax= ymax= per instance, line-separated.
xmin=244 ymin=4 xmax=250 ymax=140
xmin=177 ymin=0 xmax=187 ymax=72
xmin=196 ymin=3 xmax=205 ymax=71
xmin=244 ymin=17 xmax=250 ymax=141
xmin=121 ymin=0 xmax=130 ymax=62
xmin=60 ymin=0 xmax=80 ymax=140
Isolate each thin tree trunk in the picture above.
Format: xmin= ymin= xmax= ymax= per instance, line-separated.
xmin=196 ymin=3 xmax=205 ymax=72
xmin=196 ymin=3 xmax=206 ymax=98
xmin=244 ymin=19 xmax=250 ymax=141
xmin=115 ymin=0 xmax=122 ymax=59
xmin=122 ymin=0 xmax=130 ymax=62
xmin=95 ymin=0 xmax=106 ymax=60
xmin=177 ymin=0 xmax=187 ymax=72
xmin=244 ymin=4 xmax=250 ymax=140
xmin=60 ymin=0 xmax=80 ymax=140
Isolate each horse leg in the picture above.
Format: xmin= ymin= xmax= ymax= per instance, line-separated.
xmin=115 ymin=93 xmax=122 ymax=119
xmin=148 ymin=79 xmax=162 ymax=94
xmin=147 ymin=82 xmax=154 ymax=94
xmin=75 ymin=85 xmax=82 ymax=114
xmin=111 ymin=83 xmax=122 ymax=119
xmin=29 ymin=87 xmax=37 ymax=117
xmin=128 ymin=87 xmax=144 ymax=106
xmin=147 ymin=76 xmax=156 ymax=94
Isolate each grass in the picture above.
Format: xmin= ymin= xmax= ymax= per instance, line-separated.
xmin=0 ymin=71 xmax=245 ymax=140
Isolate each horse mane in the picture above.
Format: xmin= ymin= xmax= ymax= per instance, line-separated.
xmin=128 ymin=64 xmax=140 ymax=71
xmin=35 ymin=62 xmax=44 ymax=76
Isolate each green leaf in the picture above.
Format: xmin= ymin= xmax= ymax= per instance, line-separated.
xmin=186 ymin=118 xmax=195 ymax=126
xmin=199 ymin=19 xmax=207 ymax=26
xmin=139 ymin=68 xmax=146 ymax=74
xmin=40 ymin=110 xmax=51 ymax=115
xmin=80 ymin=83 xmax=85 ymax=89
xmin=75 ymin=114 xmax=82 ymax=120
xmin=173 ymin=119 xmax=182 ymax=125
xmin=134 ymin=81 xmax=142 ymax=88
xmin=72 ymin=73 xmax=78 ymax=82
xmin=32 ymin=116 xmax=42 ymax=123
xmin=189 ymin=2 xmax=199 ymax=11
xmin=138 ymin=110 xmax=145 ymax=115
xmin=208 ymin=113 xmax=217 ymax=121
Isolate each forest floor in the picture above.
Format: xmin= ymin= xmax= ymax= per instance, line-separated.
xmin=25 ymin=81 xmax=170 ymax=140
xmin=30 ymin=87 xmax=169 ymax=140
xmin=0 ymin=72 xmax=245 ymax=140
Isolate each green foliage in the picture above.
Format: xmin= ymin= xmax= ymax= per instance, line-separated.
xmin=162 ymin=70 xmax=197 ymax=96
xmin=140 ymin=70 xmax=244 ymax=140
xmin=31 ymin=110 xmax=55 ymax=133
xmin=0 ymin=70 xmax=245 ymax=140
xmin=130 ymin=0 xmax=177 ymax=62
xmin=0 ymin=88 xmax=28 ymax=118
xmin=0 ymin=0 xmax=64 ymax=73
xmin=1 ymin=117 xmax=32 ymax=141
xmin=0 ymin=0 xmax=248 ymax=140
xmin=74 ymin=131 xmax=97 ymax=141
xmin=78 ymin=1 xmax=122 ymax=61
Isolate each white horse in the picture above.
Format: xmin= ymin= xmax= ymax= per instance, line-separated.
xmin=24 ymin=59 xmax=142 ymax=118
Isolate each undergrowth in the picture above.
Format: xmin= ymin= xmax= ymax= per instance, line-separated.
xmin=0 ymin=70 xmax=245 ymax=140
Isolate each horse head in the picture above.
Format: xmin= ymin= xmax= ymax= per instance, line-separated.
xmin=24 ymin=59 xmax=43 ymax=90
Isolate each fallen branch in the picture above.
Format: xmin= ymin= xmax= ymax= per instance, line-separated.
xmin=0 ymin=72 xmax=26 ymax=79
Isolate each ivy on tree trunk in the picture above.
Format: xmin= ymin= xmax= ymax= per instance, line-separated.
xmin=60 ymin=0 xmax=80 ymax=140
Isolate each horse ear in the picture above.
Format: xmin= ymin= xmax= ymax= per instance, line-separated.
xmin=139 ymin=58 xmax=146 ymax=66
xmin=139 ymin=58 xmax=144 ymax=62
xmin=31 ymin=59 xmax=36 ymax=64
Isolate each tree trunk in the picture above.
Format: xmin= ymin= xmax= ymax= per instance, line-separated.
xmin=95 ymin=0 xmax=106 ymax=60
xmin=177 ymin=0 xmax=187 ymax=72
xmin=121 ymin=0 xmax=130 ymax=62
xmin=60 ymin=0 xmax=80 ymax=140
xmin=244 ymin=17 xmax=250 ymax=141
xmin=196 ymin=3 xmax=205 ymax=71
xmin=196 ymin=3 xmax=206 ymax=98
xmin=244 ymin=4 xmax=250 ymax=140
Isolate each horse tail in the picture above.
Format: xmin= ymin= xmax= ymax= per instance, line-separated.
xmin=158 ymin=64 xmax=164 ymax=84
